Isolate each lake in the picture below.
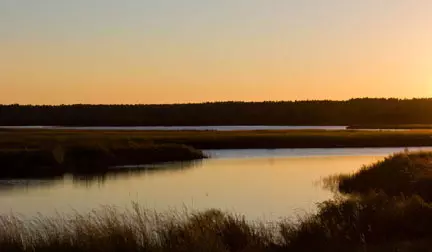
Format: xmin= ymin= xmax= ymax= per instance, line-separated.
xmin=0 ymin=147 xmax=430 ymax=221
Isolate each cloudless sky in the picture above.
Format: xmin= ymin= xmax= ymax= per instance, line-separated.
xmin=1 ymin=1 xmax=432 ymax=104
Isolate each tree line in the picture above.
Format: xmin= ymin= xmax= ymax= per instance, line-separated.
xmin=1 ymin=98 xmax=432 ymax=126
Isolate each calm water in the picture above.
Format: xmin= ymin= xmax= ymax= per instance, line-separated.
xmin=0 ymin=125 xmax=347 ymax=131
xmin=1 ymin=147 xmax=431 ymax=220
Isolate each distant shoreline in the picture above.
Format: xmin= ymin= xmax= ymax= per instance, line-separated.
xmin=3 ymin=128 xmax=432 ymax=149
xmin=3 ymin=99 xmax=432 ymax=126
xmin=0 ymin=125 xmax=348 ymax=131
xmin=347 ymin=124 xmax=432 ymax=130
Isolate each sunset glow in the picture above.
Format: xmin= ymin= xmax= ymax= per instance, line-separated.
xmin=1 ymin=1 xmax=432 ymax=104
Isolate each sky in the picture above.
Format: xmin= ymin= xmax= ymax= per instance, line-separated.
xmin=1 ymin=1 xmax=432 ymax=104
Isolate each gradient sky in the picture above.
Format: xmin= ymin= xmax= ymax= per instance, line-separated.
xmin=1 ymin=1 xmax=432 ymax=104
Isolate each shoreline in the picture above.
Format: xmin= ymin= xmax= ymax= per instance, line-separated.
xmin=3 ymin=128 xmax=432 ymax=149
xmin=0 ymin=129 xmax=432 ymax=150
xmin=2 ymin=128 xmax=432 ymax=178
xmin=347 ymin=124 xmax=432 ymax=130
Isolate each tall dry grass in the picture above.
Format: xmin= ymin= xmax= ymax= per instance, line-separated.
xmin=338 ymin=151 xmax=432 ymax=201
xmin=0 ymin=204 xmax=277 ymax=252
xmin=2 ymin=196 xmax=432 ymax=252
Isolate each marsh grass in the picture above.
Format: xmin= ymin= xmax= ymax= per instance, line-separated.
xmin=0 ymin=143 xmax=205 ymax=178
xmin=338 ymin=151 xmax=432 ymax=201
xmin=2 ymin=196 xmax=432 ymax=252
xmin=0 ymin=205 xmax=276 ymax=252
xmin=3 ymin=129 xmax=432 ymax=150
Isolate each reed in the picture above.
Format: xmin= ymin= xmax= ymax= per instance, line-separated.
xmin=338 ymin=151 xmax=432 ymax=201
xmin=2 ymin=196 xmax=432 ymax=252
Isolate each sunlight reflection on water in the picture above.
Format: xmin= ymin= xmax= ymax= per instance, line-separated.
xmin=1 ymin=147 xmax=431 ymax=220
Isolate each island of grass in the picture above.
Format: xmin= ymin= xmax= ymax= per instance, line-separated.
xmin=337 ymin=151 xmax=432 ymax=201
xmin=3 ymin=128 xmax=432 ymax=149
xmin=0 ymin=143 xmax=205 ymax=178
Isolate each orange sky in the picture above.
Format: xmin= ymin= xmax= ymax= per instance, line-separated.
xmin=1 ymin=1 xmax=432 ymax=104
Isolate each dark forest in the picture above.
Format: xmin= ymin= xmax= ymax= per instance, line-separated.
xmin=1 ymin=98 xmax=432 ymax=126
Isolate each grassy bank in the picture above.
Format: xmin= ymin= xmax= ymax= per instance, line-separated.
xmin=0 ymin=143 xmax=205 ymax=178
xmin=2 ymin=195 xmax=432 ymax=252
xmin=337 ymin=151 xmax=432 ymax=201
xmin=2 ymin=129 xmax=432 ymax=178
xmin=3 ymin=129 xmax=432 ymax=149
xmin=348 ymin=124 xmax=432 ymax=129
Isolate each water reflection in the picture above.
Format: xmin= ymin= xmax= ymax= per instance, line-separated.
xmin=0 ymin=160 xmax=202 ymax=191
xmin=0 ymin=179 xmax=62 ymax=192
xmin=71 ymin=160 xmax=203 ymax=188
xmin=1 ymin=148 xmax=431 ymax=220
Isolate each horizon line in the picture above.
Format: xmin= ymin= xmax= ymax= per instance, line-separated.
xmin=2 ymin=97 xmax=432 ymax=106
